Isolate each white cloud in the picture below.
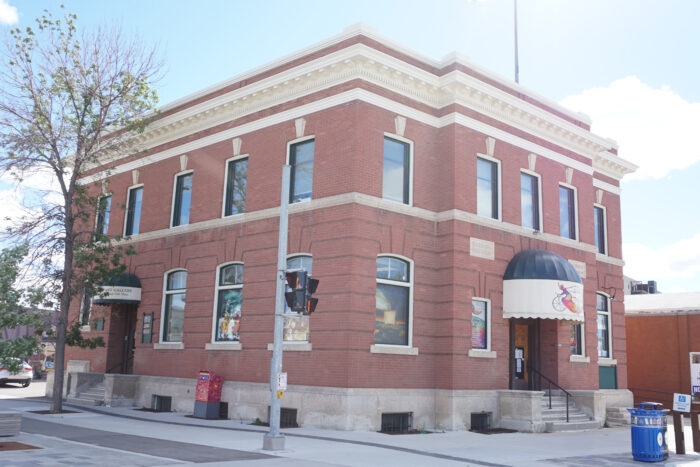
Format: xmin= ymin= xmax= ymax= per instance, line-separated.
xmin=560 ymin=76 xmax=700 ymax=180
xmin=623 ymin=233 xmax=700 ymax=285
xmin=0 ymin=0 xmax=18 ymax=25
xmin=0 ymin=187 xmax=33 ymax=234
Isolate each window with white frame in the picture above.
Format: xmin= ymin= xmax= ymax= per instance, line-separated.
xmin=375 ymin=256 xmax=411 ymax=346
xmin=521 ymin=172 xmax=540 ymax=230
xmin=172 ymin=173 xmax=193 ymax=227
xmin=594 ymin=205 xmax=607 ymax=255
xmin=162 ymin=270 xmax=187 ymax=343
xmin=382 ymin=136 xmax=411 ymax=205
xmin=213 ymin=263 xmax=243 ymax=342
xmin=285 ymin=255 xmax=312 ymax=342
xmin=224 ymin=157 xmax=248 ymax=216
xmin=289 ymin=139 xmax=314 ymax=203
xmin=559 ymin=185 xmax=577 ymax=240
xmin=471 ymin=298 xmax=490 ymax=350
xmin=124 ymin=186 xmax=143 ymax=236
xmin=477 ymin=157 xmax=499 ymax=219
xmin=95 ymin=195 xmax=111 ymax=236
xmin=596 ymin=293 xmax=611 ymax=358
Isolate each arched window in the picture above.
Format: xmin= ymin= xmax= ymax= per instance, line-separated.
xmin=213 ymin=263 xmax=244 ymax=342
xmin=375 ymin=256 xmax=412 ymax=346
xmin=285 ymin=255 xmax=312 ymax=342
xmin=162 ymin=270 xmax=187 ymax=343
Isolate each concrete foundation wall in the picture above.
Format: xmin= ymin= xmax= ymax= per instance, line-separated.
xmin=497 ymin=390 xmax=545 ymax=432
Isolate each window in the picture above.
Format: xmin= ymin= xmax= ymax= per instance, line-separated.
xmin=213 ymin=263 xmax=243 ymax=342
xmin=95 ymin=195 xmax=111 ymax=236
xmin=471 ymin=299 xmax=490 ymax=350
xmin=559 ymin=185 xmax=576 ymax=239
xmin=285 ymin=255 xmax=312 ymax=342
xmin=596 ymin=293 xmax=611 ymax=358
xmin=521 ymin=173 xmax=540 ymax=230
xmin=477 ymin=157 xmax=499 ymax=219
xmin=224 ymin=157 xmax=248 ymax=216
xmin=124 ymin=186 xmax=143 ymax=236
xmin=162 ymin=270 xmax=187 ymax=343
xmin=172 ymin=173 xmax=193 ymax=227
xmin=383 ymin=136 xmax=411 ymax=204
xmin=571 ymin=323 xmax=583 ymax=356
xmin=594 ymin=205 xmax=606 ymax=255
xmin=289 ymin=139 xmax=314 ymax=203
xmin=375 ymin=256 xmax=411 ymax=346
xmin=79 ymin=292 xmax=92 ymax=326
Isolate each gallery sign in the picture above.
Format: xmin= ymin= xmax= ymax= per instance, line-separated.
xmin=93 ymin=286 xmax=142 ymax=305
xmin=503 ymin=279 xmax=583 ymax=322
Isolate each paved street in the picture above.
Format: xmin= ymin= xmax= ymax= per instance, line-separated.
xmin=1 ymin=382 xmax=699 ymax=466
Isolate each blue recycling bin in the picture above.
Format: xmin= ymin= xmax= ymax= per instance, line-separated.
xmin=627 ymin=402 xmax=669 ymax=462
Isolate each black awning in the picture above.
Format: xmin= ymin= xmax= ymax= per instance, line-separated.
xmin=93 ymin=273 xmax=142 ymax=305
xmin=503 ymin=249 xmax=582 ymax=283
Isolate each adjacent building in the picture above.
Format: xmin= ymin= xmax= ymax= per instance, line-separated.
xmin=63 ymin=25 xmax=636 ymax=431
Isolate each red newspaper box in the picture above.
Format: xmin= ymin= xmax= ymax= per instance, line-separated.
xmin=195 ymin=370 xmax=222 ymax=403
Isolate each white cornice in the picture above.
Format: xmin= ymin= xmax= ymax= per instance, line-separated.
xmin=115 ymin=192 xmax=613 ymax=261
xmin=88 ymin=40 xmax=634 ymax=181
xmin=81 ymin=89 xmax=615 ymax=185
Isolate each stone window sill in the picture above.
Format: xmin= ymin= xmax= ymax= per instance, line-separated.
xmin=267 ymin=342 xmax=312 ymax=351
xmin=80 ymin=325 xmax=91 ymax=333
xmin=468 ymin=349 xmax=497 ymax=358
xmin=206 ymin=342 xmax=242 ymax=351
xmin=598 ymin=358 xmax=617 ymax=367
xmin=569 ymin=355 xmax=590 ymax=363
xmin=153 ymin=342 xmax=185 ymax=350
xmin=370 ymin=345 xmax=418 ymax=355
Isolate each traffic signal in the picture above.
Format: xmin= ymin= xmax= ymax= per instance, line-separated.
xmin=285 ymin=269 xmax=319 ymax=315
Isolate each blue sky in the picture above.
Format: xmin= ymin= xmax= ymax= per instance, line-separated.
xmin=2 ymin=0 xmax=699 ymax=292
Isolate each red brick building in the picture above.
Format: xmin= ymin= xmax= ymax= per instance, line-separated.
xmin=63 ymin=25 xmax=636 ymax=431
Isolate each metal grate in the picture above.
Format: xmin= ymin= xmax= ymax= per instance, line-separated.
xmin=280 ymin=408 xmax=298 ymax=428
xmin=219 ymin=402 xmax=228 ymax=419
xmin=471 ymin=412 xmax=491 ymax=431
xmin=381 ymin=412 xmax=412 ymax=433
xmin=151 ymin=395 xmax=172 ymax=412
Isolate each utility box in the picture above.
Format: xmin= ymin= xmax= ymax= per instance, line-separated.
xmin=194 ymin=370 xmax=223 ymax=419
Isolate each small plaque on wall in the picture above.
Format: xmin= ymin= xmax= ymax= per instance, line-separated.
xmin=470 ymin=238 xmax=495 ymax=260
xmin=141 ymin=312 xmax=153 ymax=344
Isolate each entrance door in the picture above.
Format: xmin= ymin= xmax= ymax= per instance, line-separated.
xmin=120 ymin=306 xmax=137 ymax=374
xmin=509 ymin=320 xmax=539 ymax=390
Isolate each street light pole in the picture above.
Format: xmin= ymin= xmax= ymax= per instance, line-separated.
xmin=263 ymin=164 xmax=290 ymax=451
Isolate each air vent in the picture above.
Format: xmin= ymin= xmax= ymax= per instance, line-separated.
xmin=381 ymin=412 xmax=412 ymax=433
xmin=151 ymin=395 xmax=172 ymax=412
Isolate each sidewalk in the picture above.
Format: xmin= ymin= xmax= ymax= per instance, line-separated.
xmin=1 ymin=384 xmax=699 ymax=466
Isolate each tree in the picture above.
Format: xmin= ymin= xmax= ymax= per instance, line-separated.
xmin=0 ymin=244 xmax=47 ymax=373
xmin=0 ymin=7 xmax=161 ymax=411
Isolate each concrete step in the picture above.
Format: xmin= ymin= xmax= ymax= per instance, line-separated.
xmin=81 ymin=389 xmax=105 ymax=397
xmin=66 ymin=396 xmax=104 ymax=407
xmin=545 ymin=420 xmax=601 ymax=432
xmin=606 ymin=407 xmax=631 ymax=426
xmin=542 ymin=413 xmax=591 ymax=422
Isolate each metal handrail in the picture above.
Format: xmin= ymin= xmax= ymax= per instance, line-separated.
xmin=106 ymin=355 xmax=133 ymax=374
xmin=529 ymin=366 xmax=572 ymax=422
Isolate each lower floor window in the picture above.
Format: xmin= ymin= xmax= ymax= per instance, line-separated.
xmin=471 ymin=299 xmax=489 ymax=350
xmin=375 ymin=282 xmax=409 ymax=346
xmin=571 ymin=323 xmax=583 ymax=355
xmin=163 ymin=293 xmax=185 ymax=342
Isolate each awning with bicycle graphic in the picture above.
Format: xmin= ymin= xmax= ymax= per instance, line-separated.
xmin=502 ymin=249 xmax=583 ymax=322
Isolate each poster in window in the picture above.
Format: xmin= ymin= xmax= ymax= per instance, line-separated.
xmin=216 ymin=289 xmax=242 ymax=341
xmin=471 ymin=300 xmax=487 ymax=349
xmin=375 ymin=284 xmax=408 ymax=345
xmin=141 ymin=313 xmax=153 ymax=344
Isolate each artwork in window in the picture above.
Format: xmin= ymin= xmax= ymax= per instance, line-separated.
xmin=571 ymin=324 xmax=582 ymax=355
xmin=375 ymin=283 xmax=409 ymax=346
xmin=216 ymin=289 xmax=242 ymax=341
xmin=471 ymin=300 xmax=487 ymax=349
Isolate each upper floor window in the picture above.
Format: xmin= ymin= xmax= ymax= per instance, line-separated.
xmin=289 ymin=139 xmax=314 ymax=203
xmin=285 ymin=255 xmax=312 ymax=342
xmin=596 ymin=293 xmax=611 ymax=359
xmin=124 ymin=186 xmax=143 ymax=236
xmin=375 ymin=256 xmax=411 ymax=346
xmin=383 ymin=136 xmax=411 ymax=205
xmin=471 ymin=298 xmax=490 ymax=351
xmin=477 ymin=157 xmax=499 ymax=219
xmin=594 ymin=205 xmax=607 ymax=255
xmin=214 ymin=263 xmax=243 ymax=342
xmin=172 ymin=173 xmax=193 ymax=227
xmin=521 ymin=172 xmax=540 ymax=230
xmin=95 ymin=195 xmax=111 ymax=236
xmin=162 ymin=270 xmax=187 ymax=343
xmin=559 ymin=185 xmax=576 ymax=240
xmin=224 ymin=157 xmax=248 ymax=216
